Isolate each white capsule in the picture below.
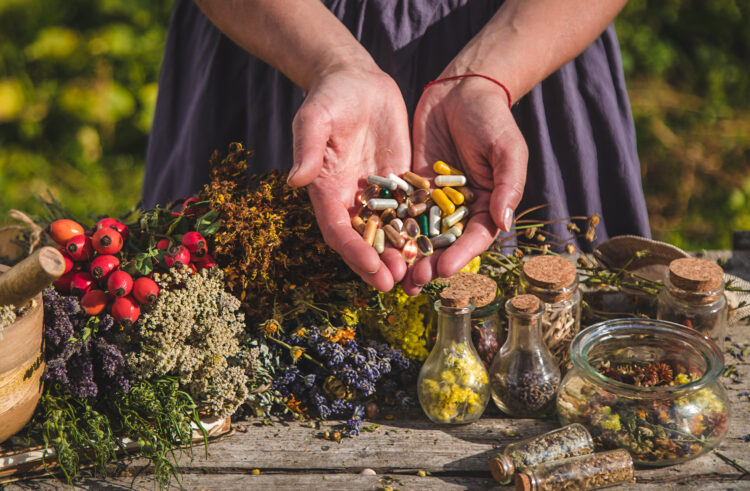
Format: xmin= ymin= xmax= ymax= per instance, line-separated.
xmin=442 ymin=206 xmax=468 ymax=228
xmin=367 ymin=175 xmax=398 ymax=191
xmin=387 ymin=173 xmax=413 ymax=193
xmin=445 ymin=225 xmax=463 ymax=238
xmin=434 ymin=175 xmax=466 ymax=187
xmin=428 ymin=206 xmax=442 ymax=237
xmin=374 ymin=228 xmax=385 ymax=254
xmin=430 ymin=232 xmax=457 ymax=249
xmin=396 ymin=202 xmax=408 ymax=218
xmin=390 ymin=218 xmax=404 ymax=233
xmin=368 ymin=198 xmax=399 ymax=210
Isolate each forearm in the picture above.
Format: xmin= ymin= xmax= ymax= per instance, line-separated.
xmin=443 ymin=0 xmax=628 ymax=101
xmin=194 ymin=0 xmax=375 ymax=91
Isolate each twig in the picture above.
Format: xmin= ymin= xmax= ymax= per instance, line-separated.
xmin=715 ymin=450 xmax=750 ymax=476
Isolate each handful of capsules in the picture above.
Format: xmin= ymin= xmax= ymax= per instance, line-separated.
xmin=351 ymin=161 xmax=476 ymax=264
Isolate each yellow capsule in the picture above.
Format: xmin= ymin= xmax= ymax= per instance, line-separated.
xmin=430 ymin=188 xmax=455 ymax=215
xmin=442 ymin=186 xmax=464 ymax=205
xmin=433 ymin=160 xmax=462 ymax=176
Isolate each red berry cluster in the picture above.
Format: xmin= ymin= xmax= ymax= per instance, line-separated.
xmin=156 ymin=230 xmax=216 ymax=273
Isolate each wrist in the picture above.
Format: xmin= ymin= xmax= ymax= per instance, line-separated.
xmin=306 ymin=45 xmax=380 ymax=91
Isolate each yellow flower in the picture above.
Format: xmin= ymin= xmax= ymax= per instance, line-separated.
xmin=290 ymin=346 xmax=304 ymax=362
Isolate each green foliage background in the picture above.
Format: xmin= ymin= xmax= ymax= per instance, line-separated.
xmin=1 ymin=0 xmax=749 ymax=250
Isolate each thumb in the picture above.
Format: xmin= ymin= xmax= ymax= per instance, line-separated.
xmin=288 ymin=105 xmax=329 ymax=187
xmin=489 ymin=134 xmax=529 ymax=232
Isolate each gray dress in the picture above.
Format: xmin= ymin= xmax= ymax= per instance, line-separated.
xmin=143 ymin=0 xmax=650 ymax=248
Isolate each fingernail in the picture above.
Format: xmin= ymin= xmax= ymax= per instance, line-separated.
xmin=287 ymin=163 xmax=301 ymax=184
xmin=503 ymin=207 xmax=513 ymax=232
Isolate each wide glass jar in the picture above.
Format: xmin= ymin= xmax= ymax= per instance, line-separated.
xmin=657 ymin=257 xmax=727 ymax=349
xmin=418 ymin=300 xmax=490 ymax=424
xmin=557 ymin=319 xmax=730 ymax=466
xmin=520 ymin=255 xmax=582 ymax=367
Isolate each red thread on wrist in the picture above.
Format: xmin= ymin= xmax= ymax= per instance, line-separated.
xmin=424 ymin=74 xmax=512 ymax=109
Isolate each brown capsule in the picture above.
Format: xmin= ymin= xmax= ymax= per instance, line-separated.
xmin=408 ymin=202 xmax=428 ymax=217
xmin=357 ymin=184 xmax=381 ymax=205
xmin=383 ymin=224 xmax=406 ymax=249
xmin=358 ymin=206 xmax=374 ymax=220
xmin=351 ymin=216 xmax=365 ymax=235
xmin=403 ymin=171 xmax=430 ymax=190
xmin=456 ymin=186 xmax=476 ymax=203
xmin=410 ymin=188 xmax=431 ymax=204
xmin=380 ymin=207 xmax=397 ymax=224
xmin=404 ymin=218 xmax=420 ymax=239
xmin=396 ymin=203 xmax=408 ymax=218
xmin=390 ymin=218 xmax=404 ymax=233
xmin=417 ymin=235 xmax=434 ymax=256
xmin=363 ymin=217 xmax=379 ymax=246
xmin=393 ymin=188 xmax=407 ymax=204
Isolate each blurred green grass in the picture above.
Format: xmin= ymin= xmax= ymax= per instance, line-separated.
xmin=1 ymin=0 xmax=749 ymax=250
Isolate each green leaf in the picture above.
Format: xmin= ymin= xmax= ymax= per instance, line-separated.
xmin=195 ymin=209 xmax=220 ymax=236
xmin=135 ymin=253 xmax=154 ymax=275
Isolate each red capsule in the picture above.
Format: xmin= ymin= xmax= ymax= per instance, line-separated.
xmin=92 ymin=228 xmax=123 ymax=255
xmin=133 ymin=277 xmax=159 ymax=305
xmin=111 ymin=296 xmax=140 ymax=327
xmin=66 ymin=235 xmax=93 ymax=262
xmin=70 ymin=272 xmax=95 ymax=297
xmin=165 ymin=245 xmax=191 ymax=268
xmin=107 ymin=270 xmax=134 ymax=297
xmin=80 ymin=289 xmax=108 ymax=316
xmin=53 ymin=271 xmax=76 ymax=294
xmin=90 ymin=255 xmax=120 ymax=279
xmin=181 ymin=231 xmax=206 ymax=256
xmin=156 ymin=238 xmax=171 ymax=250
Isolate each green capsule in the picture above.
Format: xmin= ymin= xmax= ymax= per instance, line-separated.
xmin=418 ymin=214 xmax=429 ymax=236
xmin=379 ymin=188 xmax=393 ymax=199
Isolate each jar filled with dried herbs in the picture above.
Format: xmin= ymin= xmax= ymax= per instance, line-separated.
xmin=490 ymin=294 xmax=561 ymax=417
xmin=489 ymin=424 xmax=594 ymax=484
xmin=514 ymin=449 xmax=634 ymax=491
xmin=657 ymin=257 xmax=727 ymax=349
xmin=520 ymin=255 xmax=581 ymax=367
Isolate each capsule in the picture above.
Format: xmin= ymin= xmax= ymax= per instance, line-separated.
xmin=368 ymin=198 xmax=399 ymax=210
xmin=363 ymin=217 xmax=380 ymax=246
xmin=404 ymin=218 xmax=420 ymax=240
xmin=430 ymin=188 xmax=456 ymax=215
xmin=380 ymin=208 xmax=397 ymax=224
xmin=456 ymin=186 xmax=476 ymax=204
xmin=367 ymin=175 xmax=398 ymax=191
xmin=446 ymin=224 xmax=463 ymax=238
xmin=379 ymin=188 xmax=393 ymax=199
xmin=390 ymin=218 xmax=404 ymax=233
xmin=393 ymin=188 xmax=407 ymax=204
xmin=431 ymin=232 xmax=457 ymax=249
xmin=396 ymin=203 xmax=408 ymax=218
xmin=442 ymin=186 xmax=465 ymax=205
xmin=351 ymin=216 xmax=366 ymax=235
xmin=387 ymin=173 xmax=413 ymax=193
xmin=417 ymin=235 xmax=434 ymax=256
xmin=418 ymin=214 xmax=429 ymax=236
xmin=357 ymin=185 xmax=381 ymax=206
xmin=433 ymin=160 xmax=462 ymax=176
xmin=383 ymin=224 xmax=405 ymax=249
xmin=374 ymin=228 xmax=385 ymax=254
xmin=443 ymin=206 xmax=468 ymax=228
xmin=408 ymin=202 xmax=427 ymax=217
xmin=435 ymin=175 xmax=466 ymax=187
xmin=402 ymin=239 xmax=419 ymax=264
xmin=428 ymin=206 xmax=442 ymax=237
xmin=410 ymin=188 xmax=431 ymax=204
xmin=403 ymin=171 xmax=430 ymax=190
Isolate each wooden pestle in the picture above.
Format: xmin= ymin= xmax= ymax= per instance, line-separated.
xmin=0 ymin=246 xmax=66 ymax=307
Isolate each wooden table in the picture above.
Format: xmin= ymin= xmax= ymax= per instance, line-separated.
xmin=8 ymin=252 xmax=750 ymax=490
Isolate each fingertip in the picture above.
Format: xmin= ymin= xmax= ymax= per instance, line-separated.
xmin=381 ymin=248 xmax=407 ymax=283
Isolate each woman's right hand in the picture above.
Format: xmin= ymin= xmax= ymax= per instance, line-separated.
xmin=287 ymin=61 xmax=412 ymax=292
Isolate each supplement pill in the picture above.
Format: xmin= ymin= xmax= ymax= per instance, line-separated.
xmin=363 ymin=218 xmax=379 ymax=246
xmin=367 ymin=175 xmax=398 ymax=191
xmin=368 ymin=198 xmax=399 ymax=210
xmin=428 ymin=206 xmax=442 ymax=237
xmin=443 ymin=206 xmax=468 ymax=228
xmin=396 ymin=203 xmax=408 ymax=218
xmin=456 ymin=186 xmax=476 ymax=204
xmin=433 ymin=160 xmax=462 ymax=176
xmin=387 ymin=173 xmax=413 ymax=193
xmin=418 ymin=214 xmax=429 ymax=236
xmin=393 ymin=188 xmax=407 ymax=204
xmin=380 ymin=208 xmax=397 ymax=224
xmin=431 ymin=189 xmax=456 ymax=215
xmin=408 ymin=202 xmax=428 ymax=217
xmin=417 ymin=235 xmax=434 ymax=256
xmin=374 ymin=228 xmax=385 ymax=254
xmin=411 ymin=188 xmax=431 ymax=204
xmin=383 ymin=224 xmax=406 ymax=248
xmin=358 ymin=185 xmax=381 ymax=205
xmin=442 ymin=186 xmax=465 ymax=205
xmin=435 ymin=175 xmax=467 ymax=187
xmin=403 ymin=171 xmax=430 ymax=190
xmin=379 ymin=188 xmax=393 ymax=199
xmin=390 ymin=218 xmax=404 ymax=232
xmin=404 ymin=218 xmax=420 ymax=240
xmin=446 ymin=224 xmax=464 ymax=238
xmin=351 ymin=216 xmax=365 ymax=235
xmin=431 ymin=232 xmax=457 ymax=249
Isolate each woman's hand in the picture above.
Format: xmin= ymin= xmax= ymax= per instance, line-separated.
xmin=287 ymin=63 xmax=411 ymax=291
xmin=402 ymin=77 xmax=528 ymax=295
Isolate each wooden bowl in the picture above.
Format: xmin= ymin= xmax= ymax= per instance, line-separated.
xmin=0 ymin=265 xmax=45 ymax=445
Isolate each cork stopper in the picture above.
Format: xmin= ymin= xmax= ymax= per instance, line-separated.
xmin=510 ymin=294 xmax=541 ymax=313
xmin=438 ymin=288 xmax=470 ymax=308
xmin=441 ymin=272 xmax=497 ymax=308
xmin=668 ymin=257 xmax=723 ymax=293
xmin=523 ymin=255 xmax=576 ymax=290
xmin=489 ymin=455 xmax=515 ymax=484
xmin=515 ymin=472 xmax=532 ymax=491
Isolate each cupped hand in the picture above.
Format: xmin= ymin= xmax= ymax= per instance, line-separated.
xmin=403 ymin=77 xmax=529 ymax=295
xmin=287 ymin=64 xmax=411 ymax=291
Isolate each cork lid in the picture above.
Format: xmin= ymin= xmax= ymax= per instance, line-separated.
xmin=489 ymin=455 xmax=514 ymax=484
xmin=441 ymin=272 xmax=497 ymax=308
xmin=515 ymin=472 xmax=532 ymax=491
xmin=668 ymin=257 xmax=724 ymax=293
xmin=438 ymin=287 xmax=471 ymax=308
xmin=523 ymin=255 xmax=576 ymax=290
xmin=510 ymin=294 xmax=541 ymax=312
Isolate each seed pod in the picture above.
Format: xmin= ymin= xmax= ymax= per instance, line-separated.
xmin=108 ymin=270 xmax=134 ymax=297
xmin=404 ymin=218 xmax=420 ymax=240
xmin=133 ymin=277 xmax=159 ymax=305
xmin=165 ymin=245 xmax=191 ymax=268
xmin=70 ymin=272 xmax=95 ymax=297
xmin=66 ymin=235 xmax=94 ymax=262
xmin=111 ymin=296 xmax=140 ymax=327
xmin=80 ymin=289 xmax=108 ymax=316
xmin=48 ymin=219 xmax=85 ymax=246
xmin=182 ymin=231 xmax=207 ymax=256
xmin=417 ymin=236 xmax=434 ymax=256
xmin=90 ymin=254 xmax=121 ymax=279
xmin=92 ymin=228 xmax=124 ymax=255
xmin=402 ymin=239 xmax=419 ymax=264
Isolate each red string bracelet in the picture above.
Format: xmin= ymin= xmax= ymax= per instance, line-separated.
xmin=424 ymin=74 xmax=512 ymax=109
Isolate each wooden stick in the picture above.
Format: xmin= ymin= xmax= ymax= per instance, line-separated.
xmin=0 ymin=247 xmax=65 ymax=307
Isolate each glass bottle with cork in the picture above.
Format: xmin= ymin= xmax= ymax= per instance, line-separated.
xmin=489 ymin=294 xmax=560 ymax=418
xmin=489 ymin=424 xmax=594 ymax=485
xmin=514 ymin=449 xmax=634 ymax=491
xmin=519 ymin=255 xmax=581 ymax=366
xmin=417 ymin=277 xmax=490 ymax=424
xmin=657 ymin=257 xmax=727 ymax=348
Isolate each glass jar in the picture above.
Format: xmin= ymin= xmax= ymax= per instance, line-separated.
xmin=471 ymin=296 xmax=504 ymax=370
xmin=417 ymin=300 xmax=490 ymax=424
xmin=515 ymin=449 xmax=634 ymax=491
xmin=557 ymin=318 xmax=730 ymax=466
xmin=489 ymin=295 xmax=561 ymax=418
xmin=657 ymin=257 xmax=727 ymax=349
xmin=489 ymin=424 xmax=594 ymax=485
xmin=520 ymin=255 xmax=581 ymax=367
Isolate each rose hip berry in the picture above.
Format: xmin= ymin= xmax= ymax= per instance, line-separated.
xmin=165 ymin=245 xmax=191 ymax=268
xmin=196 ymin=254 xmax=217 ymax=271
xmin=48 ymin=219 xmax=85 ymax=246
xmin=96 ymin=217 xmax=119 ymax=230
xmin=181 ymin=231 xmax=206 ymax=257
xmin=156 ymin=238 xmax=170 ymax=250
xmin=70 ymin=272 xmax=96 ymax=297
xmin=53 ymin=271 xmax=76 ymax=294
xmin=66 ymin=235 xmax=93 ymax=262
xmin=111 ymin=296 xmax=140 ymax=327
xmin=107 ymin=270 xmax=134 ymax=297
xmin=109 ymin=221 xmax=129 ymax=241
xmin=61 ymin=253 xmax=74 ymax=275
xmin=92 ymin=227 xmax=123 ymax=255
xmin=90 ymin=255 xmax=120 ymax=279
xmin=80 ymin=290 xmax=108 ymax=316
xmin=133 ymin=277 xmax=159 ymax=305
